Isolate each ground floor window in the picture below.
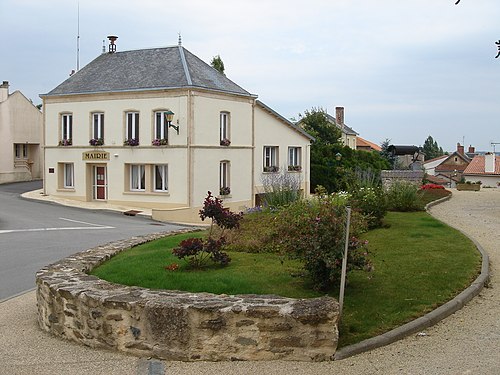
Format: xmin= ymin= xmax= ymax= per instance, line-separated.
xmin=219 ymin=161 xmax=230 ymax=195
xmin=130 ymin=164 xmax=145 ymax=191
xmin=154 ymin=164 xmax=168 ymax=192
xmin=14 ymin=144 xmax=28 ymax=159
xmin=64 ymin=163 xmax=74 ymax=188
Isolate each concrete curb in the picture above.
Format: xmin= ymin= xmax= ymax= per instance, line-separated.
xmin=334 ymin=191 xmax=490 ymax=360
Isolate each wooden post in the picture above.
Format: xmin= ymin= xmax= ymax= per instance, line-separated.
xmin=338 ymin=206 xmax=351 ymax=318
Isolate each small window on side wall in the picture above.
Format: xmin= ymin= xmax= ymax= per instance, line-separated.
xmin=263 ymin=146 xmax=278 ymax=173
xmin=63 ymin=163 xmax=74 ymax=188
xmin=288 ymin=147 xmax=302 ymax=172
xmin=220 ymin=112 xmax=230 ymax=146
xmin=220 ymin=161 xmax=230 ymax=196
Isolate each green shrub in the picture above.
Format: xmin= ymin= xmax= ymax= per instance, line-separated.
xmin=349 ymin=186 xmax=387 ymax=229
xmin=386 ymin=180 xmax=422 ymax=211
xmin=272 ymin=196 xmax=370 ymax=291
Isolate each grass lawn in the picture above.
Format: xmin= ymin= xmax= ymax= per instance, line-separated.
xmin=91 ymin=210 xmax=480 ymax=348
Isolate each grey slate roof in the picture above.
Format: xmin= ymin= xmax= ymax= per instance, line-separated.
xmin=325 ymin=113 xmax=358 ymax=136
xmin=43 ymin=46 xmax=252 ymax=97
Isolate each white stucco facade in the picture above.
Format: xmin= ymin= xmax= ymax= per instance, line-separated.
xmin=0 ymin=82 xmax=43 ymax=184
xmin=42 ymin=89 xmax=311 ymax=222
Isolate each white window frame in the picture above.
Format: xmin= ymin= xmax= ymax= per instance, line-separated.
xmin=220 ymin=112 xmax=230 ymax=142
xmin=61 ymin=113 xmax=72 ymax=141
xmin=64 ymin=163 xmax=74 ymax=188
xmin=288 ymin=147 xmax=301 ymax=167
xmin=130 ymin=164 xmax=145 ymax=191
xmin=154 ymin=164 xmax=168 ymax=192
xmin=220 ymin=161 xmax=230 ymax=190
xmin=126 ymin=112 xmax=140 ymax=142
xmin=92 ymin=112 xmax=104 ymax=140
xmin=154 ymin=111 xmax=169 ymax=141
xmin=263 ymin=146 xmax=278 ymax=169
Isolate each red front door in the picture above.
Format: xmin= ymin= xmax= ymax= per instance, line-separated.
xmin=93 ymin=166 xmax=107 ymax=200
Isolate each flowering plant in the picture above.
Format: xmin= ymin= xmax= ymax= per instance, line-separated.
xmin=124 ymin=138 xmax=139 ymax=146
xmin=58 ymin=139 xmax=72 ymax=146
xmin=220 ymin=138 xmax=231 ymax=146
xmin=420 ymin=183 xmax=445 ymax=190
xmin=172 ymin=192 xmax=242 ymax=268
xmin=89 ymin=138 xmax=104 ymax=146
xmin=263 ymin=166 xmax=279 ymax=173
xmin=287 ymin=165 xmax=301 ymax=172
xmin=152 ymin=138 xmax=168 ymax=146
xmin=219 ymin=186 xmax=231 ymax=196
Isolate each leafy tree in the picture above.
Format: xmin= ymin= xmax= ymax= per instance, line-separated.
xmin=299 ymin=108 xmax=390 ymax=193
xmin=380 ymin=138 xmax=397 ymax=169
xmin=422 ymin=135 xmax=445 ymax=160
xmin=210 ymin=55 xmax=225 ymax=75
xmin=298 ymin=107 xmax=341 ymax=145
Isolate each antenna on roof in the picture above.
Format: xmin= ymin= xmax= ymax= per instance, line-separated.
xmin=178 ymin=32 xmax=182 ymax=46
xmin=76 ymin=1 xmax=80 ymax=71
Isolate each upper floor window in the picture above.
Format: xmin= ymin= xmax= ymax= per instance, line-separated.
xmin=153 ymin=111 xmax=169 ymax=145
xmin=125 ymin=112 xmax=139 ymax=145
xmin=91 ymin=113 xmax=104 ymax=145
xmin=154 ymin=164 xmax=169 ymax=192
xmin=220 ymin=161 xmax=230 ymax=195
xmin=60 ymin=113 xmax=72 ymax=146
xmin=263 ymin=146 xmax=278 ymax=172
xmin=288 ymin=147 xmax=302 ymax=172
xmin=220 ymin=112 xmax=230 ymax=146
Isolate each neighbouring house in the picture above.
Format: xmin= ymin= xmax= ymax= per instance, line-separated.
xmin=0 ymin=81 xmax=43 ymax=184
xmin=325 ymin=107 xmax=358 ymax=150
xmin=431 ymin=143 xmax=472 ymax=188
xmin=463 ymin=153 xmax=500 ymax=187
xmin=41 ymin=39 xmax=313 ymax=222
xmin=356 ymin=136 xmax=381 ymax=152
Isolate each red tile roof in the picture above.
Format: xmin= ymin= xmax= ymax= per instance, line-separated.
xmin=463 ymin=155 xmax=500 ymax=175
xmin=356 ymin=137 xmax=381 ymax=151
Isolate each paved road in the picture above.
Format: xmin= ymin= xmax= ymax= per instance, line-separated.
xmin=0 ymin=181 xmax=188 ymax=300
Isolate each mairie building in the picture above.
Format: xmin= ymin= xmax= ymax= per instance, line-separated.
xmin=41 ymin=39 xmax=312 ymax=222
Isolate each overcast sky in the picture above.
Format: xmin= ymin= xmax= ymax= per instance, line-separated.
xmin=1 ymin=0 xmax=498 ymax=152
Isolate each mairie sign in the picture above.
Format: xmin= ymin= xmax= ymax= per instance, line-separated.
xmin=82 ymin=151 xmax=110 ymax=161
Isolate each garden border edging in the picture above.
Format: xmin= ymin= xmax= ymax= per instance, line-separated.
xmin=334 ymin=192 xmax=489 ymax=360
xmin=36 ymin=229 xmax=340 ymax=362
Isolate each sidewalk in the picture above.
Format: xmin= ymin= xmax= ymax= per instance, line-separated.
xmin=21 ymin=189 xmax=153 ymax=218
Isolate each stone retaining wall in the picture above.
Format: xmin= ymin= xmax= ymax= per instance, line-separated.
xmin=36 ymin=230 xmax=340 ymax=361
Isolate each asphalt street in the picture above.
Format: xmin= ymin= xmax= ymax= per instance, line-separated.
xmin=0 ymin=180 xmax=188 ymax=300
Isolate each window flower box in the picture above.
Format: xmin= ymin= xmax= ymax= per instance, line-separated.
xmin=263 ymin=166 xmax=279 ymax=173
xmin=152 ymin=138 xmax=168 ymax=146
xmin=456 ymin=182 xmax=481 ymax=191
xmin=89 ymin=138 xmax=104 ymax=146
xmin=220 ymin=138 xmax=231 ymax=146
xmin=124 ymin=138 xmax=139 ymax=146
xmin=58 ymin=139 xmax=72 ymax=146
xmin=219 ymin=186 xmax=231 ymax=196
xmin=288 ymin=165 xmax=302 ymax=172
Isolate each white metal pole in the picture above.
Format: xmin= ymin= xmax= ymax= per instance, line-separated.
xmin=338 ymin=206 xmax=351 ymax=318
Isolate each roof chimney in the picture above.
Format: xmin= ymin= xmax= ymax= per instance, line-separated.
xmin=485 ymin=152 xmax=496 ymax=173
xmin=0 ymin=81 xmax=9 ymax=103
xmin=468 ymin=145 xmax=475 ymax=154
xmin=107 ymin=35 xmax=118 ymax=53
xmin=335 ymin=106 xmax=344 ymax=128
xmin=457 ymin=142 xmax=464 ymax=156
